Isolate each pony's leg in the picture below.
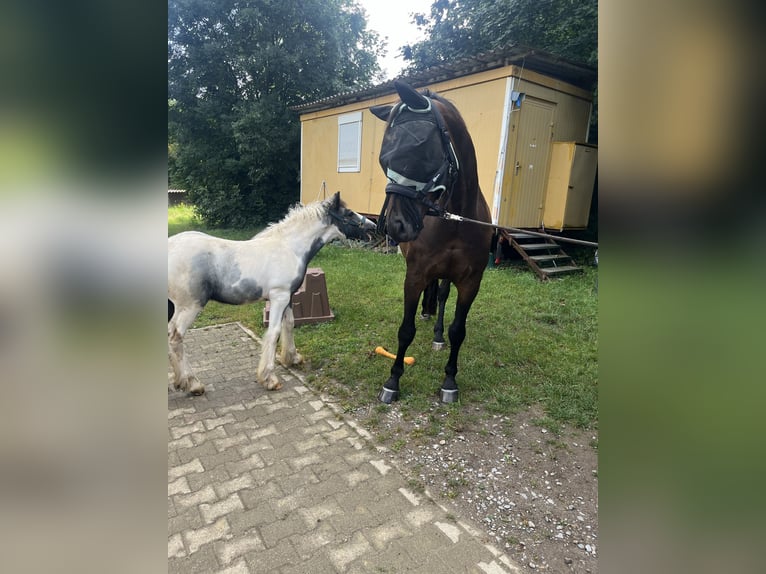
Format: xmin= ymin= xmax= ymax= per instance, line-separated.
xmin=440 ymin=283 xmax=481 ymax=403
xmin=258 ymin=294 xmax=289 ymax=391
xmin=168 ymin=303 xmax=205 ymax=395
xmin=432 ymin=279 xmax=451 ymax=350
xmin=379 ymin=284 xmax=421 ymax=404
xmin=278 ymin=304 xmax=303 ymax=367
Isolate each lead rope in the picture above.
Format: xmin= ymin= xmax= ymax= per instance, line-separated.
xmin=440 ymin=212 xmax=598 ymax=248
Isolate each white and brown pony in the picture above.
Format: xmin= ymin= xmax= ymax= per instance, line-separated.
xmin=168 ymin=192 xmax=375 ymax=395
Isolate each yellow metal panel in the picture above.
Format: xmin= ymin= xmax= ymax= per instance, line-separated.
xmin=543 ymin=142 xmax=597 ymax=230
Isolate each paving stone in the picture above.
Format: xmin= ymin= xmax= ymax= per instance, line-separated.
xmin=187 ymin=462 xmax=230 ymax=492
xmin=227 ymin=505 xmax=274 ymax=535
xmin=174 ymin=484 xmax=217 ymax=510
xmin=214 ymin=473 xmax=255 ymax=499
xmin=168 ymin=458 xmax=204 ymax=481
xmin=214 ymin=533 xmax=265 ymax=566
xmin=327 ymin=531 xmax=372 ymax=572
xmin=260 ymin=513 xmax=312 ymax=548
xmin=288 ymin=521 xmax=337 ymax=560
xmin=168 ymin=543 xmax=219 ymax=574
xmin=168 ymin=507 xmax=204 ymax=537
xmin=168 ymin=323 xmax=519 ymax=574
xmin=214 ymin=558 xmax=250 ymax=574
xmin=177 ymin=440 xmax=218 ymax=464
xmin=279 ymin=551 xmax=337 ymax=574
xmin=243 ymin=540 xmax=300 ymax=573
xmin=201 ymin=493 xmax=245 ymax=524
xmin=213 ymin=433 xmax=250 ymax=453
xmin=184 ymin=516 xmax=231 ymax=554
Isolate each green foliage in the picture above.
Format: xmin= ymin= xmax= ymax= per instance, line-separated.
xmin=167 ymin=203 xmax=261 ymax=239
xmin=168 ymin=0 xmax=384 ymax=228
xmin=403 ymin=0 xmax=597 ymax=70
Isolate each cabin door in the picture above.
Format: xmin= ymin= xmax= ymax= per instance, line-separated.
xmin=500 ymin=97 xmax=556 ymax=228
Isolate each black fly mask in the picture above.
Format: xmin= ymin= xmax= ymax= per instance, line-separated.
xmin=372 ymin=81 xmax=459 ymax=239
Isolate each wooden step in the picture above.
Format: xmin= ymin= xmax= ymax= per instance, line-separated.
xmin=518 ymin=243 xmax=561 ymax=250
xmin=540 ymin=265 xmax=582 ymax=275
xmin=509 ymin=233 xmax=538 ymax=240
xmin=529 ymin=254 xmax=571 ymax=262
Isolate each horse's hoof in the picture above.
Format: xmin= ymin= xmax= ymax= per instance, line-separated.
xmin=378 ymin=387 xmax=399 ymax=404
xmin=419 ymin=313 xmax=431 ymax=320
xmin=439 ymin=388 xmax=459 ymax=403
xmin=432 ymin=341 xmax=446 ymax=351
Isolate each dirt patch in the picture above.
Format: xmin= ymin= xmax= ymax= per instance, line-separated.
xmin=348 ymin=402 xmax=598 ymax=573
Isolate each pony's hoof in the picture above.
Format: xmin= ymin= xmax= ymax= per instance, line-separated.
xmin=279 ymin=353 xmax=303 ymax=367
xmin=265 ymin=377 xmax=282 ymax=391
xmin=189 ymin=384 xmax=205 ymax=396
xmin=432 ymin=341 xmax=446 ymax=351
xmin=439 ymin=388 xmax=459 ymax=403
xmin=419 ymin=313 xmax=431 ymax=320
xmin=378 ymin=387 xmax=399 ymax=404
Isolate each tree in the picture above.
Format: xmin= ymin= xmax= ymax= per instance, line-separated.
xmin=403 ymin=0 xmax=597 ymax=71
xmin=168 ymin=0 xmax=384 ymax=227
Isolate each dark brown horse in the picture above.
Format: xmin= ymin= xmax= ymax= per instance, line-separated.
xmin=371 ymin=81 xmax=493 ymax=403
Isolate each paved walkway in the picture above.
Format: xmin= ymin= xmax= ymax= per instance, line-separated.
xmin=168 ymin=322 xmax=520 ymax=573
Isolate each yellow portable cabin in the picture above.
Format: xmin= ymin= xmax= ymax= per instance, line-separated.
xmin=293 ymin=46 xmax=597 ymax=232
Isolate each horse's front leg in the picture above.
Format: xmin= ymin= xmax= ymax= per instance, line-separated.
xmin=278 ymin=304 xmax=303 ymax=367
xmin=258 ymin=293 xmax=289 ymax=391
xmin=378 ymin=287 xmax=420 ymax=404
xmin=440 ymin=284 xmax=479 ymax=403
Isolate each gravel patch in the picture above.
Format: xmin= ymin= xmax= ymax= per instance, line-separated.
xmin=349 ymin=403 xmax=598 ymax=573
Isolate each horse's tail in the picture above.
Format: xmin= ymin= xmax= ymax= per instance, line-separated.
xmin=421 ymin=279 xmax=439 ymax=317
xmin=168 ymin=299 xmax=175 ymax=323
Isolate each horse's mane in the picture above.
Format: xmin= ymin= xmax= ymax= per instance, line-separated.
xmin=422 ymin=89 xmax=480 ymax=204
xmin=423 ymin=90 xmax=467 ymax=131
xmin=256 ymin=200 xmax=328 ymax=239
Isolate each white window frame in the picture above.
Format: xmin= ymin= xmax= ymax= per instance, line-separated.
xmin=337 ymin=111 xmax=362 ymax=172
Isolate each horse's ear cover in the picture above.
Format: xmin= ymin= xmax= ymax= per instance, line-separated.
xmin=394 ymin=80 xmax=429 ymax=110
xmin=370 ymin=105 xmax=392 ymax=121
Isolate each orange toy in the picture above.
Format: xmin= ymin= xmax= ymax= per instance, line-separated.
xmin=375 ymin=346 xmax=415 ymax=366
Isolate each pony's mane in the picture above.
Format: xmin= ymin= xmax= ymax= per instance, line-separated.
xmin=256 ymin=200 xmax=328 ymax=239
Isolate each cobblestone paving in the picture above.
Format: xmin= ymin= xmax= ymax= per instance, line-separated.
xmin=168 ymin=322 xmax=520 ymax=573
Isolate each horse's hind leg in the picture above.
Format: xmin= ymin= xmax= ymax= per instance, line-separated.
xmin=278 ymin=304 xmax=303 ymax=367
xmin=168 ymin=303 xmax=205 ymax=395
xmin=432 ymin=279 xmax=450 ymax=350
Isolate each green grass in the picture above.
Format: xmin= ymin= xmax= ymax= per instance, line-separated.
xmin=169 ymin=204 xmax=598 ymax=430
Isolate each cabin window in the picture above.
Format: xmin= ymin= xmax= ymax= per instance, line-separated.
xmin=337 ymin=112 xmax=362 ymax=172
